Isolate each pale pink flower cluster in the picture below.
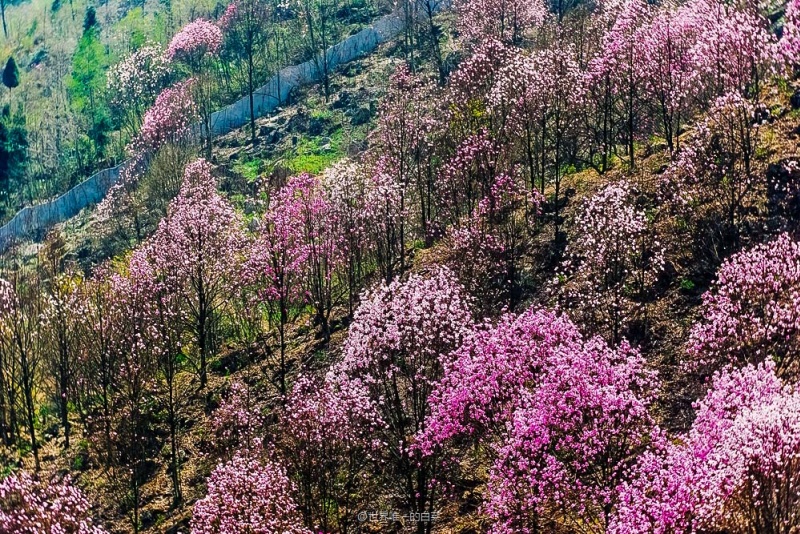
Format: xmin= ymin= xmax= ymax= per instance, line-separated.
xmin=106 ymin=44 xmax=171 ymax=113
xmin=191 ymin=454 xmax=309 ymax=534
xmin=0 ymin=473 xmax=107 ymax=533
xmin=612 ymin=360 xmax=800 ymax=534
xmin=455 ymin=0 xmax=547 ymax=44
xmin=557 ymin=180 xmax=664 ymax=344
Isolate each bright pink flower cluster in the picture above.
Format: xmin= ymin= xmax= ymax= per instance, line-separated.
xmin=423 ymin=306 xmax=656 ymax=532
xmin=612 ymin=360 xmax=800 ymax=533
xmin=688 ymin=233 xmax=800 ymax=376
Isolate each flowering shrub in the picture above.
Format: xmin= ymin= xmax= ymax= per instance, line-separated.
xmin=280 ymin=374 xmax=381 ymax=532
xmin=611 ymin=361 xmax=798 ymax=534
xmin=556 ymin=180 xmax=663 ymax=344
xmin=0 ymin=472 xmax=107 ymax=533
xmin=129 ymin=79 xmax=198 ymax=155
xmin=167 ymin=19 xmax=223 ymax=64
xmin=423 ymin=306 xmax=657 ymax=533
xmin=688 ymin=233 xmax=800 ymax=377
xmin=191 ymin=454 xmax=309 ymax=534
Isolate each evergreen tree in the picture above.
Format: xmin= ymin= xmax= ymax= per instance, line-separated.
xmin=2 ymin=56 xmax=19 ymax=89
xmin=0 ymin=104 xmax=28 ymax=205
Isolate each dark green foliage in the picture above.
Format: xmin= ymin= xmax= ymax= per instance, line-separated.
xmin=2 ymin=57 xmax=19 ymax=89
xmin=51 ymin=0 xmax=62 ymax=12
xmin=0 ymin=104 xmax=28 ymax=204
xmin=83 ymin=6 xmax=97 ymax=32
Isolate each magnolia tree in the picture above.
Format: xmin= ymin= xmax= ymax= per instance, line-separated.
xmin=556 ymin=180 xmax=663 ymax=345
xmin=663 ymin=91 xmax=764 ymax=248
xmin=422 ymin=307 xmax=658 ymax=533
xmin=0 ymin=277 xmax=45 ymax=471
xmin=611 ymin=360 xmax=800 ymax=534
xmin=330 ymin=268 xmax=473 ymax=533
xmin=167 ymin=19 xmax=223 ymax=156
xmin=688 ymin=233 xmax=800 ymax=377
xmin=245 ymin=175 xmax=309 ymax=396
xmin=280 ymin=374 xmax=381 ymax=533
xmin=106 ymin=44 xmax=172 ymax=140
xmin=445 ymin=173 xmax=542 ymax=311
xmin=636 ymin=5 xmax=700 ymax=153
xmin=0 ymin=472 xmax=107 ymax=533
xmin=148 ymin=159 xmax=245 ymax=389
xmin=454 ymin=0 xmax=547 ymax=44
xmin=191 ymin=454 xmax=309 ymax=534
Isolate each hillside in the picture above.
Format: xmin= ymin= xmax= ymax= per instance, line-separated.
xmin=2 ymin=0 xmax=800 ymax=533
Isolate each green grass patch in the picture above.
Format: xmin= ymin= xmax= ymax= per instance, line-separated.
xmin=286 ymin=130 xmax=345 ymax=174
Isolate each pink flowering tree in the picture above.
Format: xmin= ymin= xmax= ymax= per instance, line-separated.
xmin=556 ymin=180 xmax=664 ymax=345
xmin=167 ymin=19 xmax=223 ymax=66
xmin=0 ymin=472 xmax=107 ymax=533
xmin=126 ymin=243 xmax=188 ymax=507
xmin=106 ymin=44 xmax=172 ymax=140
xmin=191 ymin=454 xmax=309 ymax=534
xmin=590 ymin=0 xmax=650 ymax=170
xmin=102 ymin=267 xmax=159 ymax=533
xmin=782 ymin=0 xmax=800 ymax=68
xmin=148 ymin=159 xmax=245 ymax=389
xmin=279 ymin=374 xmax=381 ymax=533
xmin=0 ymin=277 xmax=45 ymax=471
xmin=98 ymin=79 xmax=198 ymax=238
xmin=292 ymin=173 xmax=345 ymax=340
xmin=320 ymin=159 xmax=375 ymax=315
xmin=687 ymin=233 xmax=800 ymax=377
xmin=330 ymin=268 xmax=473 ymax=532
xmin=244 ymin=176 xmax=308 ymax=396
xmin=636 ymin=6 xmax=701 ymax=153
xmin=662 ymin=91 xmax=764 ymax=248
xmin=167 ymin=19 xmax=223 ymax=156
xmin=454 ymin=0 xmax=547 ymax=44
xmin=372 ymin=64 xmax=439 ymax=258
xmin=423 ymin=306 xmax=658 ymax=532
xmin=209 ymin=379 xmax=267 ymax=459
xmin=611 ymin=360 xmax=798 ymax=534
xmin=445 ymin=174 xmax=542 ymax=311
xmin=129 ymin=79 xmax=198 ymax=155
xmin=687 ymin=0 xmax=778 ymax=100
